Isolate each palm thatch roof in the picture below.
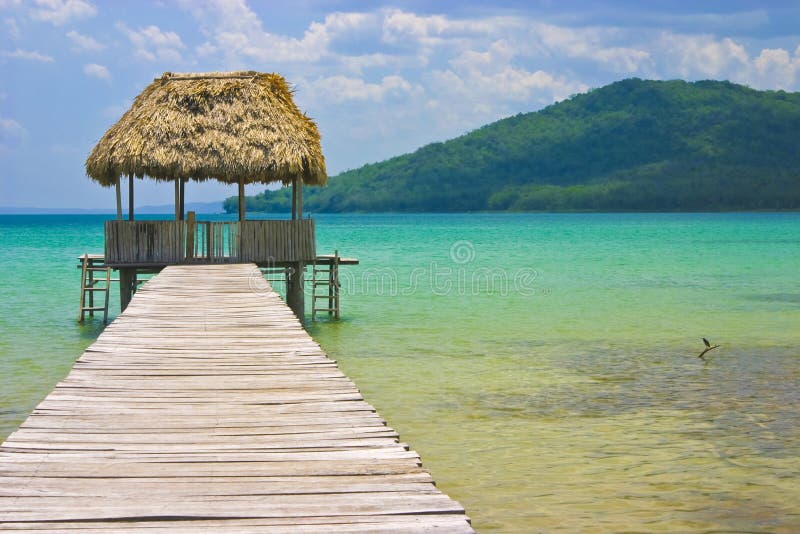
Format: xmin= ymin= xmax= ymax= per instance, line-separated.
xmin=86 ymin=71 xmax=326 ymax=187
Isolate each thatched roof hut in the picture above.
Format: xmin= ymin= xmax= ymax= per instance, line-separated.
xmin=85 ymin=71 xmax=326 ymax=187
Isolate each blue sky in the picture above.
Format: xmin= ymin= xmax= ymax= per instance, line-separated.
xmin=1 ymin=1 xmax=799 ymax=209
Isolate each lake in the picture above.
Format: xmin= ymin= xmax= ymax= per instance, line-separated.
xmin=1 ymin=212 xmax=798 ymax=532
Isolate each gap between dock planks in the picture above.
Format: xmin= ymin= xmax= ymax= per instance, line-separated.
xmin=0 ymin=264 xmax=472 ymax=533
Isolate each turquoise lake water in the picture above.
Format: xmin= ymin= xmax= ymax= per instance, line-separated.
xmin=1 ymin=213 xmax=799 ymax=532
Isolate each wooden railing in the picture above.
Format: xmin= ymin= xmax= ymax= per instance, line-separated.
xmin=105 ymin=219 xmax=315 ymax=265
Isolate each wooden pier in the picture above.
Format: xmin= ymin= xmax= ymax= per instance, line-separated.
xmin=1 ymin=264 xmax=472 ymax=532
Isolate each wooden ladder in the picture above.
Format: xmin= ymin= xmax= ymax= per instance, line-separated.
xmin=312 ymin=250 xmax=340 ymax=321
xmin=78 ymin=254 xmax=112 ymax=324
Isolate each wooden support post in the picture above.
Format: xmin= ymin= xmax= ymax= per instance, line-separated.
xmin=119 ymin=268 xmax=135 ymax=312
xmin=128 ymin=175 xmax=134 ymax=221
xmin=179 ymin=178 xmax=185 ymax=221
xmin=334 ymin=250 xmax=340 ymax=320
xmin=291 ymin=177 xmax=297 ymax=220
xmin=185 ymin=211 xmax=196 ymax=261
xmin=174 ymin=180 xmax=181 ymax=221
xmin=174 ymin=180 xmax=180 ymax=220
xmin=328 ymin=256 xmax=334 ymax=317
xmin=115 ymin=178 xmax=122 ymax=220
xmin=102 ymin=266 xmax=111 ymax=325
xmin=297 ymin=179 xmax=303 ymax=220
xmin=325 ymin=249 xmax=340 ymax=319
xmin=238 ymin=179 xmax=245 ymax=222
xmin=78 ymin=254 xmax=88 ymax=322
xmin=286 ymin=262 xmax=305 ymax=320
xmin=88 ymin=265 xmax=95 ymax=316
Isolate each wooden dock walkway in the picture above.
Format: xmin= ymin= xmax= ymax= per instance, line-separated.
xmin=0 ymin=264 xmax=472 ymax=532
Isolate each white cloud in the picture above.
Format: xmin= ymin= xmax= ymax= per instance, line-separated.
xmin=440 ymin=39 xmax=587 ymax=103
xmin=382 ymin=10 xmax=451 ymax=45
xmin=66 ymin=30 xmax=105 ymax=52
xmin=449 ymin=40 xmax=514 ymax=72
xmin=30 ymin=0 xmax=96 ymax=26
xmin=752 ymin=47 xmax=800 ymax=89
xmin=380 ymin=10 xmax=526 ymax=68
xmin=381 ymin=9 xmax=521 ymax=46
xmin=183 ymin=1 xmax=376 ymax=64
xmin=83 ymin=62 xmax=110 ymax=80
xmin=117 ymin=23 xmax=185 ymax=62
xmin=417 ymin=38 xmax=588 ymax=137
xmin=658 ymin=33 xmax=748 ymax=78
xmin=525 ymin=23 xmax=654 ymax=74
xmin=338 ymin=53 xmax=394 ymax=74
xmin=591 ymin=47 xmax=652 ymax=73
xmin=182 ymin=4 xmax=649 ymax=80
xmin=755 ymin=48 xmax=791 ymax=70
xmin=195 ymin=41 xmax=217 ymax=57
xmin=378 ymin=11 xmax=655 ymax=75
xmin=1 ymin=48 xmax=54 ymax=62
xmin=307 ymin=74 xmax=422 ymax=103
xmin=179 ymin=0 xmax=259 ymax=36
xmin=433 ymin=64 xmax=585 ymax=106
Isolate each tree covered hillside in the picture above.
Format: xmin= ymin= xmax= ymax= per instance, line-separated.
xmin=226 ymin=78 xmax=800 ymax=212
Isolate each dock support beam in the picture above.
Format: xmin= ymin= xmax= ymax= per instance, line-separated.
xmin=291 ymin=177 xmax=297 ymax=220
xmin=238 ymin=178 xmax=245 ymax=222
xmin=179 ymin=178 xmax=185 ymax=221
xmin=119 ymin=268 xmax=136 ymax=312
xmin=174 ymin=180 xmax=180 ymax=220
xmin=286 ymin=262 xmax=305 ymax=320
xmin=128 ymin=175 xmax=134 ymax=221
xmin=115 ymin=178 xmax=122 ymax=220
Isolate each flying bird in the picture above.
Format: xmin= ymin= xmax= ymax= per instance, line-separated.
xmin=698 ymin=338 xmax=720 ymax=359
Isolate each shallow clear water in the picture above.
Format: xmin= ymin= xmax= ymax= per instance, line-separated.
xmin=1 ymin=213 xmax=799 ymax=532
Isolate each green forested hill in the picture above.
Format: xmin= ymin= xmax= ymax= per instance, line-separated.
xmin=226 ymin=78 xmax=800 ymax=212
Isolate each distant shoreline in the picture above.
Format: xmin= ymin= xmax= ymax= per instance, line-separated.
xmin=0 ymin=202 xmax=224 ymax=215
xmin=3 ymin=208 xmax=798 ymax=216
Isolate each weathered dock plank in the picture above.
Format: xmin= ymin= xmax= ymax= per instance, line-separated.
xmin=0 ymin=264 xmax=472 ymax=532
